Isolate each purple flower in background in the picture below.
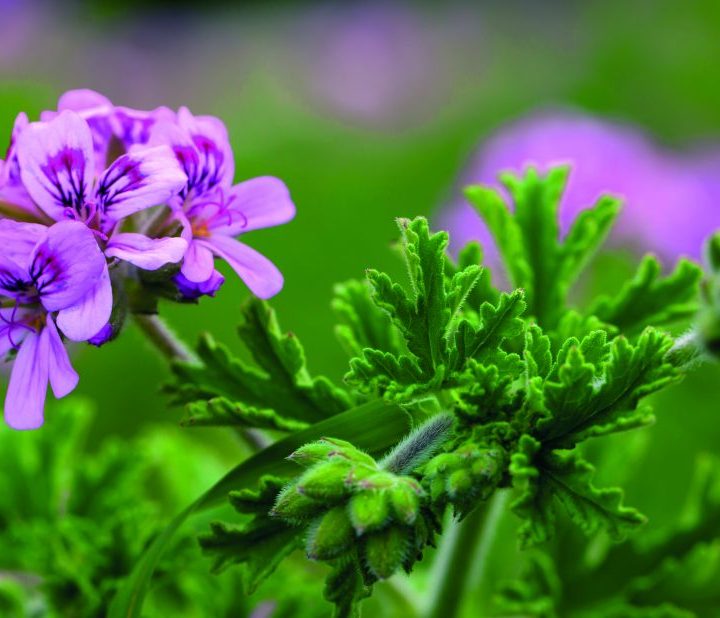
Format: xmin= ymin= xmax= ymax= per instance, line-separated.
xmin=149 ymin=108 xmax=296 ymax=299
xmin=438 ymin=109 xmax=720 ymax=263
xmin=0 ymin=219 xmax=111 ymax=429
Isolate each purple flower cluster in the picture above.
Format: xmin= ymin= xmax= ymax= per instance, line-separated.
xmin=0 ymin=89 xmax=295 ymax=430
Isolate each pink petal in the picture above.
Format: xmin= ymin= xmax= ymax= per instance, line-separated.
xmin=177 ymin=107 xmax=235 ymax=191
xmin=16 ymin=110 xmax=95 ymax=222
xmin=32 ymin=220 xmax=106 ymax=312
xmin=106 ymin=232 xmax=187 ymax=270
xmin=45 ymin=317 xmax=78 ymax=398
xmin=0 ymin=308 xmax=29 ymax=357
xmin=57 ymin=89 xmax=114 ymax=112
xmin=0 ymin=219 xmax=46 ymax=269
xmin=4 ymin=329 xmax=49 ymax=430
xmin=180 ymin=238 xmax=215 ymax=282
xmin=56 ymin=261 xmax=112 ymax=342
xmin=203 ymin=235 xmax=284 ymax=299
xmin=96 ymin=145 xmax=187 ymax=222
xmin=215 ymin=176 xmax=296 ymax=235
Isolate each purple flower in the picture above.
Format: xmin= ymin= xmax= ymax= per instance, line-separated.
xmin=0 ymin=219 xmax=111 ymax=429
xmin=12 ymin=110 xmax=189 ymax=314
xmin=174 ymin=270 xmax=225 ymax=300
xmin=150 ymin=108 xmax=296 ymax=299
xmin=39 ymin=89 xmax=176 ymax=170
xmin=438 ymin=109 xmax=720 ymax=263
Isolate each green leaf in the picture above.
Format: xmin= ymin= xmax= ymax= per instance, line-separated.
xmin=466 ymin=167 xmax=621 ymax=329
xmin=537 ymin=329 xmax=677 ymax=448
xmin=332 ymin=279 xmax=403 ymax=359
xmin=199 ymin=520 xmax=301 ymax=592
xmin=367 ymin=218 xmax=451 ymax=374
xmin=510 ymin=436 xmax=646 ymax=547
xmin=590 ymin=256 xmax=702 ymax=336
xmin=167 ymin=299 xmax=351 ymax=424
xmin=108 ymin=400 xmax=412 ymax=618
xmin=181 ymin=398 xmax=309 ymax=432
xmin=449 ymin=290 xmax=526 ymax=370
xmin=445 ymin=241 xmax=499 ymax=309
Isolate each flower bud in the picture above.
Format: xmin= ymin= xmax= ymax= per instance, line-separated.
xmin=288 ymin=441 xmax=338 ymax=468
xmin=363 ymin=527 xmax=410 ymax=580
xmin=306 ymin=506 xmax=354 ymax=560
xmin=357 ymin=471 xmax=398 ymax=491
xmin=390 ymin=482 xmax=421 ymax=525
xmin=348 ymin=491 xmax=391 ymax=535
xmin=297 ymin=460 xmax=353 ymax=501
xmin=271 ymin=485 xmax=324 ymax=521
xmin=447 ymin=469 xmax=473 ymax=498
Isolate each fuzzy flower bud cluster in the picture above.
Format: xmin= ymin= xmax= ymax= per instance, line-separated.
xmin=0 ymin=89 xmax=295 ymax=429
xmin=271 ymin=436 xmax=438 ymax=581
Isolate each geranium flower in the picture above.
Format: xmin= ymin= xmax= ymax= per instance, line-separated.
xmin=14 ymin=110 xmax=189 ymax=316
xmin=0 ymin=219 xmax=111 ymax=429
xmin=149 ymin=107 xmax=296 ymax=299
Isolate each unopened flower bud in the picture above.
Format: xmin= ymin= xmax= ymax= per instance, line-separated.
xmin=389 ymin=482 xmax=421 ymax=525
xmin=306 ymin=506 xmax=354 ymax=560
xmin=363 ymin=527 xmax=411 ymax=580
xmin=297 ymin=460 xmax=353 ymax=501
xmin=348 ymin=491 xmax=391 ymax=535
xmin=271 ymin=485 xmax=324 ymax=521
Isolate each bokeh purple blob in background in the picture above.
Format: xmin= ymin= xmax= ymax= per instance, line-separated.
xmin=438 ymin=109 xmax=720 ymax=264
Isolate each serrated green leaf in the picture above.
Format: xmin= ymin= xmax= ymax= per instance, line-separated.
xmin=450 ymin=290 xmax=526 ymax=370
xmin=167 ymin=299 xmax=351 ymax=423
xmin=332 ymin=279 xmax=403 ymax=359
xmin=181 ymin=398 xmax=309 ymax=432
xmin=590 ymin=256 xmax=702 ymax=336
xmin=467 ymin=168 xmax=624 ymax=329
xmin=537 ymin=329 xmax=678 ymax=448
xmin=511 ymin=436 xmax=645 ymax=547
xmin=445 ymin=241 xmax=499 ymax=309
xmin=199 ymin=519 xmax=301 ymax=592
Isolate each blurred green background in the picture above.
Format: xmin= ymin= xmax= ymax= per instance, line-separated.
xmin=1 ymin=0 xmax=720 ymax=614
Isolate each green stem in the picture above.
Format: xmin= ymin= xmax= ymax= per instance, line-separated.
xmin=424 ymin=491 xmax=508 ymax=618
xmin=133 ymin=314 xmax=197 ymax=364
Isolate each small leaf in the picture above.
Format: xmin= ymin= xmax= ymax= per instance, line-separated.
xmin=590 ymin=256 xmax=702 ymax=336
xmin=510 ymin=436 xmax=646 ymax=547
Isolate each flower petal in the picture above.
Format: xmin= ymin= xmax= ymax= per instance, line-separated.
xmin=106 ymin=232 xmax=187 ymax=270
xmin=4 ymin=329 xmax=49 ymax=430
xmin=57 ymin=88 xmax=114 ymax=112
xmin=16 ymin=110 xmax=95 ymax=221
xmin=202 ymin=236 xmax=284 ymax=299
xmin=174 ymin=269 xmax=225 ymax=300
xmin=56 ymin=261 xmax=112 ymax=342
xmin=0 ymin=308 xmax=29 ymax=357
xmin=150 ymin=107 xmax=233 ymax=199
xmin=96 ymin=145 xmax=187 ymax=222
xmin=113 ymin=105 xmax=175 ymax=148
xmin=177 ymin=107 xmax=235 ymax=192
xmin=180 ymin=238 xmax=215 ymax=282
xmin=31 ymin=220 xmax=106 ymax=312
xmin=214 ymin=176 xmax=296 ymax=235
xmin=0 ymin=219 xmax=47 ymax=269
xmin=45 ymin=317 xmax=78 ymax=398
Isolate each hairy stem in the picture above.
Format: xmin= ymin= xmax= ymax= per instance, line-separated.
xmin=424 ymin=491 xmax=508 ymax=618
xmin=380 ymin=413 xmax=454 ymax=475
xmin=133 ymin=314 xmax=198 ymax=364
